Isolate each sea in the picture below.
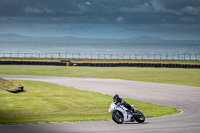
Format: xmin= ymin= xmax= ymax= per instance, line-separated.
xmin=0 ymin=39 xmax=200 ymax=59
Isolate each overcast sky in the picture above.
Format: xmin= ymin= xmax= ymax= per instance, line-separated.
xmin=0 ymin=0 xmax=200 ymax=40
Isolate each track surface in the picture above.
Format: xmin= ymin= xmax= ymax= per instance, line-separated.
xmin=1 ymin=75 xmax=200 ymax=133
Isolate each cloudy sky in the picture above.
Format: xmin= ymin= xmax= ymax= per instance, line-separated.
xmin=0 ymin=0 xmax=200 ymax=40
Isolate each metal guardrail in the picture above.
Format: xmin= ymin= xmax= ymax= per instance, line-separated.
xmin=0 ymin=53 xmax=200 ymax=60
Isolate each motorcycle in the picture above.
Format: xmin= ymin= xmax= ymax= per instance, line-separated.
xmin=109 ymin=102 xmax=145 ymax=124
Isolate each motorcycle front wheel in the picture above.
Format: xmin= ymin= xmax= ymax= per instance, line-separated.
xmin=112 ymin=110 xmax=124 ymax=124
xmin=135 ymin=110 xmax=145 ymax=123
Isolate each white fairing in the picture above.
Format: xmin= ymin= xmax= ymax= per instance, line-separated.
xmin=109 ymin=103 xmax=116 ymax=113
xmin=109 ymin=102 xmax=135 ymax=122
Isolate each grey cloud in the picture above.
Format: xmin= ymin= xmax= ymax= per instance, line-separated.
xmin=70 ymin=2 xmax=90 ymax=15
xmin=181 ymin=17 xmax=195 ymax=22
xmin=99 ymin=17 xmax=108 ymax=23
xmin=118 ymin=0 xmax=181 ymax=15
xmin=118 ymin=0 xmax=159 ymax=13
xmin=24 ymin=7 xmax=43 ymax=13
xmin=0 ymin=0 xmax=200 ymax=39
xmin=72 ymin=1 xmax=114 ymax=15
xmin=24 ymin=7 xmax=55 ymax=14
xmin=1 ymin=0 xmax=200 ymax=17
xmin=44 ymin=8 xmax=55 ymax=14
xmin=116 ymin=16 xmax=125 ymax=23
xmin=181 ymin=6 xmax=200 ymax=15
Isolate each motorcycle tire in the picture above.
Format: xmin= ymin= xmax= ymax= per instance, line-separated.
xmin=135 ymin=110 xmax=145 ymax=123
xmin=112 ymin=110 xmax=124 ymax=124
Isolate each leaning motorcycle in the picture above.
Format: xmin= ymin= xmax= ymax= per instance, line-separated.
xmin=109 ymin=102 xmax=145 ymax=124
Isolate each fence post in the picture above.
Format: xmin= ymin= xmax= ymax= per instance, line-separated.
xmin=195 ymin=54 xmax=197 ymax=60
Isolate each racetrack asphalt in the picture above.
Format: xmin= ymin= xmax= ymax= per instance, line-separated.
xmin=0 ymin=75 xmax=200 ymax=133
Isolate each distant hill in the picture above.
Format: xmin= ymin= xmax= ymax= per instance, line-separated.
xmin=0 ymin=33 xmax=79 ymax=39
xmin=128 ymin=36 xmax=162 ymax=40
xmin=0 ymin=33 xmax=27 ymax=38
xmin=0 ymin=34 xmax=76 ymax=40
xmin=0 ymin=33 xmax=162 ymax=40
xmin=62 ymin=36 xmax=77 ymax=39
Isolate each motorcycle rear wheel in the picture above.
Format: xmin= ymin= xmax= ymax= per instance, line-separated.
xmin=112 ymin=110 xmax=124 ymax=124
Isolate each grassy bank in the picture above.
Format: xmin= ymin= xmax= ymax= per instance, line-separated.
xmin=0 ymin=80 xmax=179 ymax=124
xmin=0 ymin=78 xmax=24 ymax=93
xmin=1 ymin=57 xmax=200 ymax=64
xmin=0 ymin=65 xmax=200 ymax=87
xmin=0 ymin=78 xmax=20 ymax=91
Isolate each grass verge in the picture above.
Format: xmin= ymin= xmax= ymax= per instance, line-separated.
xmin=0 ymin=65 xmax=200 ymax=87
xmin=0 ymin=80 xmax=179 ymax=124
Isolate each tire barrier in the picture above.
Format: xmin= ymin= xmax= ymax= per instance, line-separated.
xmin=73 ymin=62 xmax=200 ymax=69
xmin=0 ymin=61 xmax=200 ymax=68
xmin=0 ymin=61 xmax=63 ymax=66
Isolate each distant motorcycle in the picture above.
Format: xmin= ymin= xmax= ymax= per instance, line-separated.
xmin=109 ymin=102 xmax=145 ymax=124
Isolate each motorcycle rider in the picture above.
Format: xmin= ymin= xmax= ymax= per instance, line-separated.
xmin=112 ymin=94 xmax=135 ymax=112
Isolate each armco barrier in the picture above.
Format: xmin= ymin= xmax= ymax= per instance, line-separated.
xmin=0 ymin=61 xmax=200 ymax=68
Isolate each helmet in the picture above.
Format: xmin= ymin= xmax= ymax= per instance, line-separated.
xmin=112 ymin=94 xmax=119 ymax=102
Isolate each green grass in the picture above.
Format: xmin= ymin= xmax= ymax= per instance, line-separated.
xmin=0 ymin=80 xmax=179 ymax=124
xmin=0 ymin=65 xmax=200 ymax=87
